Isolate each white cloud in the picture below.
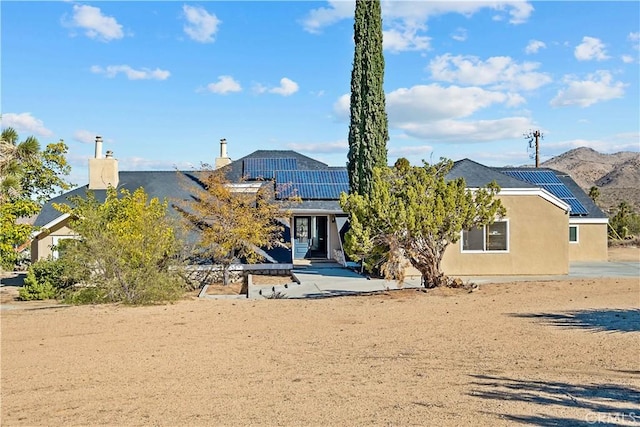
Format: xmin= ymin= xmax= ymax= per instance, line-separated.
xmin=380 ymin=1 xmax=533 ymax=25
xmin=396 ymin=117 xmax=534 ymax=142
xmin=300 ymin=0 xmax=355 ymax=34
xmin=628 ymin=32 xmax=640 ymax=42
xmin=428 ymin=54 xmax=552 ymax=91
xmin=389 ymin=145 xmax=433 ymax=156
xmin=301 ymin=1 xmax=534 ymax=38
xmin=383 ymin=25 xmax=431 ymax=53
xmin=1 ymin=112 xmax=54 ymax=138
xmin=91 ymin=65 xmax=170 ymax=80
xmin=621 ymin=55 xmax=635 ymax=64
xmin=73 ymin=129 xmax=99 ymax=144
xmin=574 ymin=36 xmax=609 ymax=61
xmin=332 ymin=84 xmax=533 ymax=143
xmin=332 ymin=94 xmax=350 ymax=121
xmin=204 ymin=75 xmax=242 ymax=94
xmin=182 ymin=5 xmax=221 ymax=43
xmin=69 ymin=5 xmax=124 ymax=42
xmin=256 ymin=78 xmax=299 ymax=96
xmin=525 ymin=39 xmax=546 ymax=54
xmin=287 ymin=140 xmax=347 ymax=153
xmin=387 ymin=84 xmax=521 ymax=122
xmin=451 ymin=28 xmax=467 ymax=42
xmin=550 ymin=70 xmax=626 ymax=108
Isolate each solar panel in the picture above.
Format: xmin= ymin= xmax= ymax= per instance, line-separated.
xmin=501 ymin=170 xmax=589 ymax=215
xmin=275 ymin=170 xmax=349 ymax=200
xmin=243 ymin=158 xmax=297 ymax=180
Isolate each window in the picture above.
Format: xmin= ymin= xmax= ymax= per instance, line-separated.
xmin=569 ymin=225 xmax=578 ymax=243
xmin=462 ymin=221 xmax=508 ymax=252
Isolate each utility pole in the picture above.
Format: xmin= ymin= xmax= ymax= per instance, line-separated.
xmin=524 ymin=130 xmax=543 ymax=168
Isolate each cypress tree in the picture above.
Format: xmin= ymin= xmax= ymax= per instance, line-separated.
xmin=347 ymin=0 xmax=388 ymax=195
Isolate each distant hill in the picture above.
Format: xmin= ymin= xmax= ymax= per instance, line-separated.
xmin=542 ymin=147 xmax=640 ymax=213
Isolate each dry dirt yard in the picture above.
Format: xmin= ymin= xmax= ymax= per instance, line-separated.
xmin=1 ymin=253 xmax=639 ymax=426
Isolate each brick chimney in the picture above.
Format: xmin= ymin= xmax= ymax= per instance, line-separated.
xmin=214 ymin=137 xmax=232 ymax=169
xmin=88 ymin=136 xmax=119 ymax=189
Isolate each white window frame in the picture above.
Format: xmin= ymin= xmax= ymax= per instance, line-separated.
xmin=461 ymin=219 xmax=510 ymax=253
xmin=51 ymin=235 xmax=79 ymax=260
xmin=569 ymin=225 xmax=579 ymax=244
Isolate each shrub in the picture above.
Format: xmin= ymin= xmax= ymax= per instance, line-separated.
xmin=609 ymin=202 xmax=640 ymax=239
xmin=54 ymin=187 xmax=188 ymax=305
xmin=18 ymin=273 xmax=56 ymax=300
xmin=18 ymin=259 xmax=64 ymax=300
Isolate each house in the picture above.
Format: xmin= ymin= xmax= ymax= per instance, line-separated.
xmin=31 ymin=138 xmax=608 ymax=277
xmin=439 ymin=159 xmax=608 ymax=277
xmin=31 ymin=138 xmax=349 ymax=265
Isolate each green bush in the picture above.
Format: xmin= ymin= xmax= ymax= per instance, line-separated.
xmin=61 ymin=267 xmax=185 ymax=305
xmin=609 ymin=202 xmax=640 ymax=239
xmin=18 ymin=273 xmax=56 ymax=300
xmin=17 ymin=258 xmax=81 ymax=301
xmin=53 ymin=187 xmax=188 ymax=305
xmin=62 ymin=286 xmax=106 ymax=305
xmin=18 ymin=259 xmax=61 ymax=300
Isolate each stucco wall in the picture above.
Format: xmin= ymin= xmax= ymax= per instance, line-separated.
xmin=30 ymin=220 xmax=77 ymax=262
xmin=569 ymin=222 xmax=608 ymax=261
xmin=440 ymin=194 xmax=569 ymax=276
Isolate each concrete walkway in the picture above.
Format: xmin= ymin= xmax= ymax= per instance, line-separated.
xmin=248 ymin=265 xmax=420 ymax=299
xmin=248 ymin=260 xmax=640 ymax=299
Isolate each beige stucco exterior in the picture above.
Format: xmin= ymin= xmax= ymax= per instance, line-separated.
xmin=30 ymin=218 xmax=77 ymax=261
xmin=440 ymin=194 xmax=570 ymax=276
xmin=569 ymin=221 xmax=608 ymax=261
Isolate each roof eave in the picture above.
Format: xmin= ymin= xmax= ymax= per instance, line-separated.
xmin=31 ymin=213 xmax=71 ymax=238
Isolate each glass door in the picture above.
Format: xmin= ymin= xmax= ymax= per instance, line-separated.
xmin=294 ymin=216 xmax=310 ymax=259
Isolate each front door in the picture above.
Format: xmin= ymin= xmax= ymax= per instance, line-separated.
xmin=308 ymin=216 xmax=327 ymax=258
xmin=294 ymin=216 xmax=311 ymax=259
xmin=293 ymin=216 xmax=328 ymax=259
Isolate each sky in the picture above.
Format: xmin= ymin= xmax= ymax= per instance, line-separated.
xmin=2 ymin=0 xmax=639 ymax=187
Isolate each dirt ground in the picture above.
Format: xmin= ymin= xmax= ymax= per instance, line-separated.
xmin=1 ymin=252 xmax=639 ymax=426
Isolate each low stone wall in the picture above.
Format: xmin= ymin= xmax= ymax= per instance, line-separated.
xmin=187 ymin=264 xmax=294 ymax=286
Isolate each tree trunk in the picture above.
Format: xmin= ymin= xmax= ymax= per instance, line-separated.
xmin=416 ymin=249 xmax=448 ymax=288
xmin=222 ymin=264 xmax=230 ymax=286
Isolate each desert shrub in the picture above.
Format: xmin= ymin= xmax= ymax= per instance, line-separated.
xmin=62 ymin=286 xmax=106 ymax=305
xmin=18 ymin=273 xmax=56 ymax=300
xmin=609 ymin=202 xmax=640 ymax=239
xmin=54 ymin=187 xmax=188 ymax=305
xmin=18 ymin=258 xmax=75 ymax=300
xmin=61 ymin=267 xmax=186 ymax=305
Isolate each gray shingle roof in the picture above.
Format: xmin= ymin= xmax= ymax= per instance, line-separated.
xmin=37 ymin=153 xmax=606 ymax=229
xmin=35 ymin=150 xmax=345 ymax=227
xmin=448 ymin=159 xmax=537 ymax=188
xmin=34 ymin=171 xmax=204 ymax=227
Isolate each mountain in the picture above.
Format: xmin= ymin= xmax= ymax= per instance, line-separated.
xmin=542 ymin=147 xmax=640 ymax=213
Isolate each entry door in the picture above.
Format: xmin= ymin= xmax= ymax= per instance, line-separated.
xmin=308 ymin=216 xmax=328 ymax=259
xmin=294 ymin=216 xmax=311 ymax=259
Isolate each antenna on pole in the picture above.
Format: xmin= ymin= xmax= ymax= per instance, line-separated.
xmin=524 ymin=130 xmax=543 ymax=168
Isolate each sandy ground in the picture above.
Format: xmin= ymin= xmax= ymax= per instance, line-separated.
xmin=1 ymin=249 xmax=639 ymax=426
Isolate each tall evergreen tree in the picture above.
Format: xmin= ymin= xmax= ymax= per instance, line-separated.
xmin=347 ymin=0 xmax=388 ymax=195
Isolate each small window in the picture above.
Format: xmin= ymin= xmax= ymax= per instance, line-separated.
xmin=569 ymin=225 xmax=578 ymax=243
xmin=462 ymin=221 xmax=509 ymax=252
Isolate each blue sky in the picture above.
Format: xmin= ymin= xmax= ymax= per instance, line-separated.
xmin=2 ymin=1 xmax=639 ymax=186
